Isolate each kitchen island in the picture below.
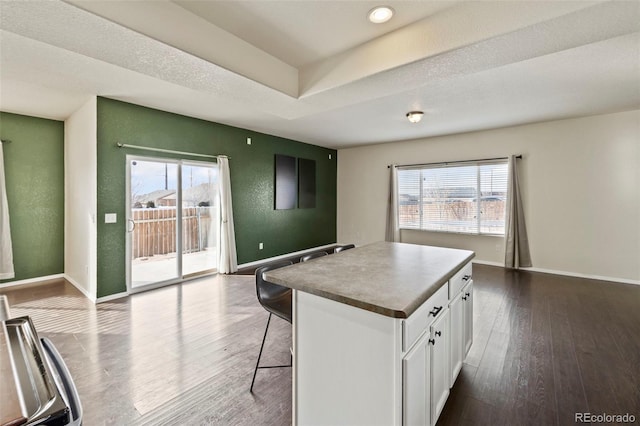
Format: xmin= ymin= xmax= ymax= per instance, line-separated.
xmin=265 ymin=241 xmax=475 ymax=426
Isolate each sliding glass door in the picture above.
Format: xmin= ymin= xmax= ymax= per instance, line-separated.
xmin=127 ymin=156 xmax=218 ymax=291
xmin=181 ymin=163 xmax=218 ymax=277
xmin=128 ymin=158 xmax=179 ymax=288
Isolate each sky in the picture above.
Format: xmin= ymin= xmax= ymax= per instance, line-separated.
xmin=130 ymin=159 xmax=218 ymax=197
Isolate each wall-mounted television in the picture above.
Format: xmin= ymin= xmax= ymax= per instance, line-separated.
xmin=275 ymin=154 xmax=297 ymax=210
xmin=298 ymin=158 xmax=316 ymax=208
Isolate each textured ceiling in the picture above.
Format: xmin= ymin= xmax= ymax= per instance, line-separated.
xmin=0 ymin=0 xmax=639 ymax=149
xmin=172 ymin=0 xmax=458 ymax=68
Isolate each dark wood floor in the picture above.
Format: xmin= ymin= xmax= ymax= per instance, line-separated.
xmin=438 ymin=266 xmax=640 ymax=426
xmin=1 ymin=265 xmax=639 ymax=425
xmin=1 ymin=274 xmax=293 ymax=425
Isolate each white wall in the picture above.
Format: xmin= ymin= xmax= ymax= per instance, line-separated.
xmin=64 ymin=96 xmax=97 ymax=300
xmin=337 ymin=110 xmax=640 ymax=283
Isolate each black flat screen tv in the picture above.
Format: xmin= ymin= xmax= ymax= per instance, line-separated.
xmin=275 ymin=154 xmax=297 ymax=210
xmin=298 ymin=158 xmax=316 ymax=208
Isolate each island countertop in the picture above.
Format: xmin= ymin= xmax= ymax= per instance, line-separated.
xmin=263 ymin=241 xmax=475 ymax=318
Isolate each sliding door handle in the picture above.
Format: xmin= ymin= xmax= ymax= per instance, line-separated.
xmin=127 ymin=219 xmax=136 ymax=233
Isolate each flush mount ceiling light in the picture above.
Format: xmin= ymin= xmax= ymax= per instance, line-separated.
xmin=406 ymin=111 xmax=424 ymax=123
xmin=368 ymin=6 xmax=394 ymax=23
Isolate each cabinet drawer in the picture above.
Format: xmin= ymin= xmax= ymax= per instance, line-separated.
xmin=449 ymin=261 xmax=472 ymax=298
xmin=403 ymin=283 xmax=448 ymax=352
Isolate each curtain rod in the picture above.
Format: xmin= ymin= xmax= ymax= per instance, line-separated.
xmin=388 ymin=155 xmax=521 ymax=169
xmin=116 ymin=143 xmax=227 ymax=160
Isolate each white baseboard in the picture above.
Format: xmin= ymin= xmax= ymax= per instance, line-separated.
xmin=238 ymin=243 xmax=338 ymax=270
xmin=63 ymin=274 xmax=97 ymax=303
xmin=96 ymin=292 xmax=129 ymax=303
xmin=471 ymin=260 xmax=639 ymax=286
xmin=0 ymin=274 xmax=65 ymax=289
xmin=472 ymin=260 xmax=504 ymax=267
xmin=521 ymin=266 xmax=640 ymax=286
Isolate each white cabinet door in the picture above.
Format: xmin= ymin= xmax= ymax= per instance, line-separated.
xmin=462 ymin=281 xmax=473 ymax=356
xmin=403 ymin=334 xmax=430 ymax=426
xmin=430 ymin=309 xmax=450 ymax=425
xmin=448 ymin=292 xmax=464 ymax=387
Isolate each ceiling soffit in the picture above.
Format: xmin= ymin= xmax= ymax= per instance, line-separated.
xmin=170 ymin=0 xmax=459 ymax=68
xmin=0 ymin=0 xmax=638 ymax=148
xmin=4 ymin=1 xmax=637 ymax=121
xmin=64 ymin=0 xmax=611 ymax=100
xmin=298 ymin=1 xmax=640 ymax=114
xmin=64 ymin=0 xmax=299 ymax=96
xmin=298 ymin=1 xmax=606 ymax=96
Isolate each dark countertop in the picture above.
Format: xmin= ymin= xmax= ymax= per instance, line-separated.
xmin=264 ymin=241 xmax=475 ymax=318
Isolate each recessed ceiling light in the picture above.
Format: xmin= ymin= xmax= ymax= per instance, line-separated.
xmin=406 ymin=111 xmax=424 ymax=123
xmin=368 ymin=6 xmax=394 ymax=24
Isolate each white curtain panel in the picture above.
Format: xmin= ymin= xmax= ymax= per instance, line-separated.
xmin=504 ymin=155 xmax=532 ymax=269
xmin=217 ymin=156 xmax=237 ymax=274
xmin=0 ymin=143 xmax=15 ymax=279
xmin=385 ymin=165 xmax=400 ymax=242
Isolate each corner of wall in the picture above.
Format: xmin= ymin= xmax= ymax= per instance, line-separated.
xmin=64 ymin=96 xmax=98 ymax=300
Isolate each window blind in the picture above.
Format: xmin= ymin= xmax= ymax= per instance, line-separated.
xmin=397 ymin=160 xmax=508 ymax=235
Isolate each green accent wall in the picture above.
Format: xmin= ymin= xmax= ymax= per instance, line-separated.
xmin=0 ymin=112 xmax=64 ymax=283
xmin=97 ymin=98 xmax=337 ymax=298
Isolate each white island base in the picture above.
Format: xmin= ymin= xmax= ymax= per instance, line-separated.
xmin=264 ymin=242 xmax=474 ymax=426
xmin=293 ymin=289 xmax=403 ymax=425
xmin=293 ymin=274 xmax=473 ymax=425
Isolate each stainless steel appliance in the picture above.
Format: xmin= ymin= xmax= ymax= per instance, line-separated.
xmin=1 ymin=296 xmax=82 ymax=426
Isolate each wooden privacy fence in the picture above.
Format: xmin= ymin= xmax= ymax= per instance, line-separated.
xmin=399 ymin=199 xmax=505 ymax=229
xmin=132 ymin=207 xmax=216 ymax=259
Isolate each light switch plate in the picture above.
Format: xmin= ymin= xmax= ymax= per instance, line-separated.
xmin=105 ymin=213 xmax=117 ymax=223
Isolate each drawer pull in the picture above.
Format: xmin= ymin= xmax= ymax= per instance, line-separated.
xmin=428 ymin=306 xmax=443 ymax=317
xmin=435 ymin=331 xmax=442 ymax=337
xmin=462 ymin=296 xmax=468 ymax=301
xmin=462 ymin=274 xmax=471 ymax=281
xmin=465 ymin=292 xmax=470 ymax=297
xmin=428 ymin=338 xmax=435 ymax=346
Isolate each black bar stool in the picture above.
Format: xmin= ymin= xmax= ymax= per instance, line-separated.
xmin=334 ymin=244 xmax=355 ymax=253
xmin=250 ymin=260 xmax=294 ymax=392
xmin=300 ymin=251 xmax=328 ymax=262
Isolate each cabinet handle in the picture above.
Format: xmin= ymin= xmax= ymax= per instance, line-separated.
xmin=465 ymin=292 xmax=470 ymax=297
xmin=428 ymin=338 xmax=435 ymax=346
xmin=435 ymin=331 xmax=441 ymax=337
xmin=462 ymin=274 xmax=471 ymax=281
xmin=462 ymin=296 xmax=467 ymax=301
xmin=428 ymin=306 xmax=443 ymax=317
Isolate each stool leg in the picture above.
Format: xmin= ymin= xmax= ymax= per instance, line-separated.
xmin=250 ymin=312 xmax=272 ymax=392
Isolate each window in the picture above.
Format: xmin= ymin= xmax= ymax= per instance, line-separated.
xmin=397 ymin=160 xmax=508 ymax=235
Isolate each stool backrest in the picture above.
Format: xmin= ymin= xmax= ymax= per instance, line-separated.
xmin=255 ymin=260 xmax=294 ymax=323
xmin=334 ymin=244 xmax=355 ymax=253
xmin=300 ymin=251 xmax=328 ymax=262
